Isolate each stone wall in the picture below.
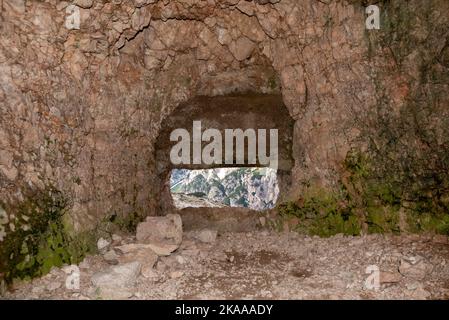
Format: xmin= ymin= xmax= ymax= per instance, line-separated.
xmin=0 ymin=0 xmax=448 ymax=273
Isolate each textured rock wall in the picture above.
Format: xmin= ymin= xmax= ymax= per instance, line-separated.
xmin=0 ymin=0 xmax=370 ymax=229
xmin=0 ymin=0 xmax=447 ymax=241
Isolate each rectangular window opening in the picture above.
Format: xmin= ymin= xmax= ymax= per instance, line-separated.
xmin=170 ymin=167 xmax=279 ymax=210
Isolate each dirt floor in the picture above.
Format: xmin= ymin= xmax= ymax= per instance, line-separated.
xmin=2 ymin=230 xmax=449 ymax=300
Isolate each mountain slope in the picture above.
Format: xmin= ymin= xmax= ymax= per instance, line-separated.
xmin=170 ymin=168 xmax=279 ymax=210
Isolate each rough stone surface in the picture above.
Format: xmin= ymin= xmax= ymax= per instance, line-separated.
xmin=136 ymin=214 xmax=183 ymax=246
xmin=96 ymin=287 xmax=134 ymax=300
xmin=1 ymin=0 xmax=446 ymax=235
xmin=103 ymin=250 xmax=119 ymax=263
xmin=97 ymin=238 xmax=111 ymax=253
xmin=91 ymin=261 xmax=141 ymax=289
xmin=380 ymin=271 xmax=402 ymax=284
xmin=195 ymin=229 xmax=218 ymax=243
xmin=399 ymin=257 xmax=432 ymax=280
xmin=115 ymin=243 xmax=155 ymax=254
xmin=147 ymin=243 xmax=180 ymax=256
xmin=118 ymin=247 xmax=158 ymax=269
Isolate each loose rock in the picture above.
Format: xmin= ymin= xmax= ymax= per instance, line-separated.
xmin=195 ymin=229 xmax=218 ymax=243
xmin=136 ymin=214 xmax=183 ymax=246
xmin=380 ymin=271 xmax=402 ymax=284
xmin=97 ymin=237 xmax=111 ymax=253
xmin=91 ymin=261 xmax=141 ymax=289
xmin=399 ymin=257 xmax=432 ymax=280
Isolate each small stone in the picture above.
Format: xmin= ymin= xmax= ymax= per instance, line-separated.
xmin=399 ymin=257 xmax=432 ymax=280
xmin=432 ymin=235 xmax=448 ymax=244
xmin=103 ymin=250 xmax=119 ymax=264
xmin=228 ymin=36 xmax=255 ymax=61
xmin=380 ymin=271 xmax=402 ymax=284
xmin=406 ymin=282 xmax=419 ymax=290
xmin=46 ymin=281 xmax=62 ymax=292
xmin=97 ymin=237 xmax=111 ymax=253
xmin=5 ymin=0 xmax=26 ymax=13
xmin=61 ymin=264 xmax=80 ymax=279
xmin=182 ymin=248 xmax=200 ymax=257
xmin=195 ymin=229 xmax=217 ymax=243
xmin=156 ymin=260 xmax=168 ymax=272
xmin=74 ymin=0 xmax=93 ymax=9
xmin=215 ymin=251 xmax=228 ymax=262
xmin=115 ymin=243 xmax=151 ymax=254
xmin=31 ymin=286 xmax=45 ymax=294
xmin=408 ymin=284 xmax=431 ymax=300
xmin=78 ymin=259 xmax=90 ymax=269
xmin=136 ymin=214 xmax=182 ymax=245
xmin=119 ymin=247 xmax=158 ymax=269
xmin=97 ymin=287 xmax=134 ymax=300
xmin=148 ymin=242 xmax=179 ymax=256
xmin=175 ymin=255 xmax=186 ymax=264
xmin=236 ymin=1 xmax=255 ymax=16
xmin=141 ymin=266 xmax=161 ymax=281
xmin=170 ymin=270 xmax=184 ymax=279
xmin=91 ymin=261 xmax=141 ymax=289
xmin=112 ymin=234 xmax=123 ymax=242
xmin=49 ymin=266 xmax=62 ymax=276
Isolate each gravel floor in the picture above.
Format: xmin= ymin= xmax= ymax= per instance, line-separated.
xmin=2 ymin=231 xmax=449 ymax=300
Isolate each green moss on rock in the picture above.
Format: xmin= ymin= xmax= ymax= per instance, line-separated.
xmin=278 ymin=187 xmax=362 ymax=237
xmin=0 ymin=188 xmax=96 ymax=283
xmin=276 ymin=147 xmax=449 ymax=237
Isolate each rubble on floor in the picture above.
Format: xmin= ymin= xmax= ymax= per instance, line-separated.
xmin=2 ymin=214 xmax=449 ymax=300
